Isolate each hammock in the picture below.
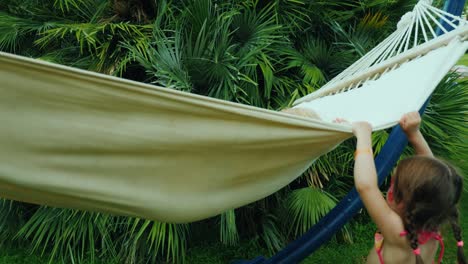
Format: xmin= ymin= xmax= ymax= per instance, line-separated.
xmin=0 ymin=0 xmax=467 ymax=223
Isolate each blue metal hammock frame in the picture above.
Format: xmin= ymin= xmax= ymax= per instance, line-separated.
xmin=238 ymin=0 xmax=466 ymax=263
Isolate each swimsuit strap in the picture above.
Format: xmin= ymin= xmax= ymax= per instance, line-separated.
xmin=400 ymin=231 xmax=445 ymax=264
xmin=433 ymin=234 xmax=444 ymax=264
xmin=375 ymin=232 xmax=385 ymax=264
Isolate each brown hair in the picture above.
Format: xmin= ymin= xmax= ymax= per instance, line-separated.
xmin=392 ymin=156 xmax=465 ymax=264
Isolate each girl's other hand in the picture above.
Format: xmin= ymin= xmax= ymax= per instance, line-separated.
xmin=399 ymin=111 xmax=421 ymax=136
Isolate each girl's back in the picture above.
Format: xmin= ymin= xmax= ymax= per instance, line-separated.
xmin=366 ymin=236 xmax=439 ymax=264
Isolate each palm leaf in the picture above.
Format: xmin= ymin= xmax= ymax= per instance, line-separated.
xmin=286 ymin=187 xmax=337 ymax=236
xmin=129 ymin=29 xmax=193 ymax=91
xmin=121 ymin=218 xmax=189 ymax=264
xmin=220 ymin=209 xmax=239 ymax=246
xmin=16 ymin=207 xmax=118 ymax=263
xmin=270 ymin=0 xmax=310 ymax=34
xmin=230 ymin=2 xmax=289 ymax=106
xmin=0 ymin=200 xmax=30 ymax=246
xmin=0 ymin=12 xmax=47 ymax=52
xmin=53 ymin=0 xmax=90 ymax=14
xmin=260 ymin=213 xmax=285 ymax=254
xmin=422 ymin=73 xmax=468 ymax=172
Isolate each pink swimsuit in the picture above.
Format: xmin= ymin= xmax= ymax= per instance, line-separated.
xmin=374 ymin=230 xmax=444 ymax=264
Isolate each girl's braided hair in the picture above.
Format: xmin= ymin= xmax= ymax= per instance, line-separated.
xmin=393 ymin=156 xmax=465 ymax=264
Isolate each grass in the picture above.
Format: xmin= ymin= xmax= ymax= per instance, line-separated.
xmin=302 ymin=221 xmax=376 ymax=264
xmin=0 ymin=247 xmax=48 ymax=264
xmin=184 ymin=223 xmax=375 ymax=263
xmin=456 ymin=53 xmax=468 ymax=81
xmin=186 ymin=240 xmax=269 ymax=263
xmin=0 ymin=246 xmax=118 ymax=264
xmin=457 ymin=54 xmax=468 ymax=66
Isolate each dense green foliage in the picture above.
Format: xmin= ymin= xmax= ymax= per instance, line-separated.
xmin=2 ymin=191 xmax=468 ymax=264
xmin=0 ymin=0 xmax=466 ymax=263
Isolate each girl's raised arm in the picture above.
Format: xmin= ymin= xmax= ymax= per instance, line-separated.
xmin=353 ymin=122 xmax=404 ymax=241
xmin=399 ymin=112 xmax=433 ymax=157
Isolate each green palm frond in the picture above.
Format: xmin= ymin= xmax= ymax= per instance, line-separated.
xmin=260 ymin=213 xmax=285 ymax=254
xmin=0 ymin=12 xmax=46 ymax=52
xmin=55 ymin=0 xmax=108 ymax=21
xmin=220 ymin=209 xmax=239 ymax=246
xmin=330 ymin=19 xmax=380 ymax=58
xmin=372 ymin=130 xmax=390 ymax=154
xmin=232 ymin=3 xmax=283 ymax=55
xmin=269 ymin=75 xmax=304 ymax=109
xmin=286 ymin=40 xmax=327 ymax=86
xmin=269 ymin=0 xmax=310 ymax=33
xmin=129 ymin=29 xmax=192 ymax=91
xmin=3 ymin=0 xmax=109 ymax=22
xmin=35 ymin=23 xmax=99 ymax=52
xmin=230 ymin=2 xmax=290 ymax=106
xmin=422 ymin=73 xmax=468 ymax=172
xmin=0 ymin=200 xmax=29 ymax=245
xmin=16 ymin=207 xmax=118 ymax=263
xmin=35 ymin=22 xmax=151 ymax=73
xmin=286 ymin=187 xmax=337 ymax=236
xmin=194 ymin=26 xmax=239 ymax=100
xmin=182 ymin=9 xmax=241 ymax=100
xmin=151 ymin=0 xmax=175 ymax=31
xmin=35 ymin=22 xmax=150 ymax=52
xmin=307 ymin=143 xmax=354 ymax=191
xmin=53 ymin=0 xmax=91 ymax=13
xmin=182 ymin=0 xmax=214 ymax=36
xmin=314 ymin=1 xmax=361 ymax=24
xmin=122 ymin=218 xmax=189 ymax=264
xmin=382 ymin=0 xmax=419 ymax=23
xmin=358 ymin=12 xmax=388 ymax=31
xmin=288 ymin=35 xmax=355 ymax=85
xmin=37 ymin=46 xmax=110 ymax=73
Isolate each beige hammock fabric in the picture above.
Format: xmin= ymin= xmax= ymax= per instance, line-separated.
xmin=0 ymin=53 xmax=351 ymax=223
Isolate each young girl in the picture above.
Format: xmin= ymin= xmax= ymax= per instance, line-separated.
xmin=352 ymin=112 xmax=466 ymax=264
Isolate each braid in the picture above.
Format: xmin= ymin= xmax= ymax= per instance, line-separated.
xmin=405 ymin=210 xmax=424 ymax=264
xmin=447 ymin=164 xmax=466 ymax=264
xmin=451 ymin=208 xmax=466 ymax=264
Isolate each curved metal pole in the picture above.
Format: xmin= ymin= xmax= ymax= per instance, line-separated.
xmin=236 ymin=1 xmax=466 ymax=263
